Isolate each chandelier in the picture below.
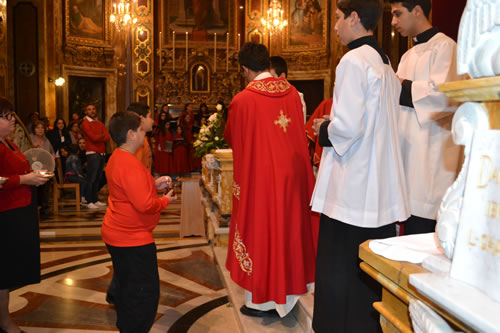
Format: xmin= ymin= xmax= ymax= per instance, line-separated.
xmin=110 ymin=0 xmax=137 ymax=31
xmin=261 ymin=0 xmax=288 ymax=32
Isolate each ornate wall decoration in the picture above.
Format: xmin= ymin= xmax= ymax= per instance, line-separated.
xmin=132 ymin=0 xmax=154 ymax=106
xmin=63 ymin=44 xmax=114 ymax=67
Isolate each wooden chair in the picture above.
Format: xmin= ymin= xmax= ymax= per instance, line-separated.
xmin=53 ymin=157 xmax=80 ymax=214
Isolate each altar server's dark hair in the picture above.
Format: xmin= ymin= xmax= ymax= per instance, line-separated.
xmin=388 ymin=0 xmax=431 ymax=18
xmin=337 ymin=0 xmax=383 ymax=31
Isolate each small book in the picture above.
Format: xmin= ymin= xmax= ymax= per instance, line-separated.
xmin=164 ymin=141 xmax=173 ymax=152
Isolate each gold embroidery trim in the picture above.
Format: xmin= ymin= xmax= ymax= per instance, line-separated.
xmin=247 ymin=80 xmax=291 ymax=93
xmin=233 ymin=225 xmax=253 ymax=275
xmin=274 ymin=110 xmax=291 ymax=133
xmin=233 ymin=183 xmax=240 ymax=200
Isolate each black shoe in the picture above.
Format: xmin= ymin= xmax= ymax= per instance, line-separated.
xmin=240 ymin=305 xmax=279 ymax=317
xmin=106 ymin=293 xmax=115 ymax=305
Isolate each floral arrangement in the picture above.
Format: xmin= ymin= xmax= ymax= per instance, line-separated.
xmin=193 ymin=104 xmax=229 ymax=157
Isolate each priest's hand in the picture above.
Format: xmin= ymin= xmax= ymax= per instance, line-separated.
xmin=397 ymin=75 xmax=404 ymax=84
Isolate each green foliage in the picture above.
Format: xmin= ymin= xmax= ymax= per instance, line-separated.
xmin=193 ymin=110 xmax=229 ymax=157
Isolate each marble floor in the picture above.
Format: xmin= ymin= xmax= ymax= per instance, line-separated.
xmin=9 ymin=181 xmax=314 ymax=333
xmin=8 ymin=185 xmax=240 ymax=333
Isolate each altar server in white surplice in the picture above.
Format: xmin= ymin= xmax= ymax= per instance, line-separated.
xmin=390 ymin=0 xmax=462 ymax=235
xmin=310 ymin=0 xmax=410 ymax=332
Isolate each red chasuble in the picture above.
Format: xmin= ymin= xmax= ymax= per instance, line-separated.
xmin=224 ymin=77 xmax=318 ymax=304
xmin=304 ymin=98 xmax=333 ymax=168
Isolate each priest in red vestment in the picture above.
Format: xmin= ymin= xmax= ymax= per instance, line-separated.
xmin=224 ymin=42 xmax=318 ymax=318
xmin=305 ymin=98 xmax=333 ymax=168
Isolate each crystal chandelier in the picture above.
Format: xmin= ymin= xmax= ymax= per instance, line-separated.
xmin=110 ymin=0 xmax=137 ymax=31
xmin=261 ymin=0 xmax=288 ymax=31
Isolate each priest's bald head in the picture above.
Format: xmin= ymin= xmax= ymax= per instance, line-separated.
xmin=238 ymin=42 xmax=270 ymax=81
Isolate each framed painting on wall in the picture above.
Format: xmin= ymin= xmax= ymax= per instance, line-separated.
xmin=65 ymin=0 xmax=111 ymax=46
xmin=159 ymin=0 xmax=235 ymax=45
xmin=284 ymin=0 xmax=328 ymax=51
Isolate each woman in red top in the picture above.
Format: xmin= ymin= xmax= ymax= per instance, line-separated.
xmin=172 ymin=125 xmax=189 ymax=174
xmin=0 ymin=98 xmax=49 ymax=333
xmin=153 ymin=117 xmax=174 ymax=175
xmin=102 ymin=111 xmax=175 ymax=333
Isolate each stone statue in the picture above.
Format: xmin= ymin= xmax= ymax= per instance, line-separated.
xmin=436 ymin=102 xmax=489 ymax=259
xmin=457 ymin=0 xmax=500 ymax=78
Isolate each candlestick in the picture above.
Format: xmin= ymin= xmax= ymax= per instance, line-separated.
xmin=173 ymin=31 xmax=176 ymax=71
xmin=185 ymin=32 xmax=189 ymax=72
xmin=226 ymin=32 xmax=229 ymax=72
xmin=214 ymin=33 xmax=217 ymax=72
xmin=237 ymin=33 xmax=240 ymax=52
xmin=159 ymin=31 xmax=162 ymax=72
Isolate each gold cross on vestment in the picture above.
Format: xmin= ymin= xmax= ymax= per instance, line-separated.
xmin=274 ymin=110 xmax=291 ymax=133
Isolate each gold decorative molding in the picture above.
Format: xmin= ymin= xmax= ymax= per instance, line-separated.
xmin=439 ymin=77 xmax=500 ymax=103
xmin=63 ymin=44 xmax=114 ymax=67
xmin=288 ymin=69 xmax=332 ymax=100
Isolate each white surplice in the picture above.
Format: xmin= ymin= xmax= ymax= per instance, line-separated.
xmin=397 ymin=32 xmax=462 ymax=220
xmin=311 ymin=45 xmax=410 ymax=228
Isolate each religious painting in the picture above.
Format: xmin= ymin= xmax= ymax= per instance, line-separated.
xmin=65 ymin=0 xmax=111 ymax=46
xmin=284 ymin=0 xmax=327 ymax=51
xmin=68 ymin=76 xmax=106 ymax=121
xmin=190 ymin=63 xmax=210 ymax=93
xmin=160 ymin=0 xmax=235 ymax=44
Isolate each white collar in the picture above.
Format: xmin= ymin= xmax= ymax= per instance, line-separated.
xmin=253 ymin=72 xmax=273 ymax=81
xmin=86 ymin=116 xmax=96 ymax=122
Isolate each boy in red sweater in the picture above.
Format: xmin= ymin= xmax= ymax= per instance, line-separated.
xmin=80 ymin=104 xmax=110 ymax=208
xmin=102 ymin=111 xmax=176 ymax=333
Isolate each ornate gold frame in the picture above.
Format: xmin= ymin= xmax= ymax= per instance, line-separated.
xmin=158 ymin=0 xmax=237 ymax=47
xmin=190 ymin=62 xmax=211 ymax=93
xmin=64 ymin=0 xmax=112 ymax=47
xmin=283 ymin=0 xmax=328 ymax=52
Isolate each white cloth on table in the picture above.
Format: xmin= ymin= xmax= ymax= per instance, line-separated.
xmin=369 ymin=232 xmax=443 ymax=264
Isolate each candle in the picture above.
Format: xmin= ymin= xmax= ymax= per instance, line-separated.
xmin=237 ymin=33 xmax=240 ymax=52
xmin=214 ymin=33 xmax=217 ymax=72
xmin=186 ymin=32 xmax=189 ymax=72
xmin=159 ymin=31 xmax=162 ymax=72
xmin=173 ymin=31 xmax=176 ymax=71
xmin=226 ymin=32 xmax=229 ymax=72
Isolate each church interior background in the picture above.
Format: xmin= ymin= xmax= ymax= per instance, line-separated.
xmin=0 ymin=0 xmax=470 ymax=332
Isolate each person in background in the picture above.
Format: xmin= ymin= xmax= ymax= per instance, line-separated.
xmin=172 ymin=125 xmax=188 ymax=174
xmin=48 ymin=118 xmax=71 ymax=156
xmin=269 ymin=56 xmax=307 ymax=123
xmin=68 ymin=121 xmax=82 ymax=144
xmin=304 ymin=98 xmax=333 ymax=169
xmin=0 ymin=97 xmax=49 ymax=333
xmin=29 ymin=120 xmax=55 ymax=216
xmin=26 ymin=111 xmax=40 ymax=134
xmin=77 ymin=137 xmax=87 ymax=172
xmin=65 ymin=144 xmax=90 ymax=205
xmin=154 ymin=117 xmax=174 ymax=175
xmin=71 ymin=112 xmax=80 ymax=123
xmin=39 ymin=117 xmax=51 ymax=133
xmin=310 ymin=1 xmax=409 ymax=331
xmin=59 ymin=146 xmax=70 ymax=176
xmin=102 ymin=111 xmax=175 ymax=333
xmin=29 ymin=121 xmax=55 ymax=156
xmin=389 ymin=0 xmax=462 ymax=235
xmin=80 ymin=104 xmax=110 ymax=209
xmin=126 ymin=102 xmax=154 ymax=173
